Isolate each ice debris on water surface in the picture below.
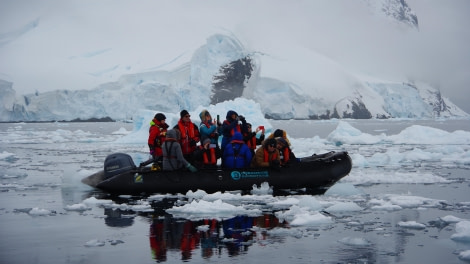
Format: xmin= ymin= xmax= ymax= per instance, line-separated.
xmin=84 ymin=239 xmax=105 ymax=247
xmin=397 ymin=221 xmax=426 ymax=230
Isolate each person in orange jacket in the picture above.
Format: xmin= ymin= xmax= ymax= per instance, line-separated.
xmin=173 ymin=110 xmax=200 ymax=163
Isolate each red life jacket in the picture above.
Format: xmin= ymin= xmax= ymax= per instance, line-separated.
xmin=178 ymin=120 xmax=195 ymax=139
xmin=263 ymin=149 xmax=278 ymax=162
xmin=202 ymin=148 xmax=217 ymax=165
xmin=223 ymin=120 xmax=241 ymax=136
xmin=177 ymin=120 xmax=197 ymax=154
xmin=149 ymin=119 xmax=168 ymax=156
xmin=246 ymin=135 xmax=257 ymax=150
xmin=281 ymin=148 xmax=290 ymax=163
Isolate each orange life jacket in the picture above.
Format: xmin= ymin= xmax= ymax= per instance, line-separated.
xmin=202 ymin=148 xmax=217 ymax=165
xmin=281 ymin=148 xmax=290 ymax=163
xmin=246 ymin=135 xmax=257 ymax=150
xmin=223 ymin=120 xmax=241 ymax=136
xmin=178 ymin=120 xmax=195 ymax=139
xmin=263 ymin=149 xmax=278 ymax=162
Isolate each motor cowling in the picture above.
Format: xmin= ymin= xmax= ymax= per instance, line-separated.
xmin=104 ymin=153 xmax=136 ymax=179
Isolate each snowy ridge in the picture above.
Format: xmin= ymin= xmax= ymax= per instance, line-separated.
xmin=0 ymin=32 xmax=467 ymax=122
xmin=0 ymin=0 xmax=468 ymax=122
xmin=0 ymin=34 xmax=467 ymax=121
xmin=363 ymin=0 xmax=419 ymax=29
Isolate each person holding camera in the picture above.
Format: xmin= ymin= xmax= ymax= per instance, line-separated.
xmin=243 ymin=123 xmax=265 ymax=156
xmin=199 ymin=109 xmax=222 ymax=148
xmin=220 ymin=110 xmax=248 ymax=154
xmin=173 ymin=110 xmax=200 ymax=163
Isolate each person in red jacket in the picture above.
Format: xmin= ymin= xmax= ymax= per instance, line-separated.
xmin=148 ymin=113 xmax=169 ymax=168
xmin=173 ymin=110 xmax=200 ymax=162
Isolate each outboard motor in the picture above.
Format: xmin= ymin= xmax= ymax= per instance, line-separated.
xmin=104 ymin=153 xmax=136 ymax=179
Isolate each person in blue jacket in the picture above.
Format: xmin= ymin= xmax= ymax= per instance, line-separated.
xmin=198 ymin=109 xmax=222 ymax=147
xmin=221 ymin=110 xmax=247 ymax=153
xmin=222 ymin=132 xmax=252 ymax=169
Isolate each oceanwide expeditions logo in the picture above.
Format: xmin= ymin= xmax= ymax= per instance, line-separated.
xmin=230 ymin=171 xmax=269 ymax=181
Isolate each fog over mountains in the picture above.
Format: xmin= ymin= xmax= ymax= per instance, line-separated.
xmin=0 ymin=0 xmax=468 ymax=121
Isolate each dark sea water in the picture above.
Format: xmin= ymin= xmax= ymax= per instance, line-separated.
xmin=0 ymin=119 xmax=469 ymax=264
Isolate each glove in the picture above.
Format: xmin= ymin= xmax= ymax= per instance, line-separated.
xmin=190 ymin=140 xmax=197 ymax=147
xmin=149 ymin=149 xmax=155 ymax=156
xmin=269 ymin=160 xmax=281 ymax=170
xmin=186 ymin=163 xmax=197 ymax=172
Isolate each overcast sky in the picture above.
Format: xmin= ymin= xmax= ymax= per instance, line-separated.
xmin=1 ymin=0 xmax=469 ymax=113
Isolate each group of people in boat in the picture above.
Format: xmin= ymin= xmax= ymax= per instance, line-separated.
xmin=148 ymin=109 xmax=297 ymax=172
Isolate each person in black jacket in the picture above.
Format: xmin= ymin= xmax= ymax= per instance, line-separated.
xmin=221 ymin=110 xmax=248 ymax=153
xmin=192 ymin=138 xmax=221 ymax=169
xmin=243 ymin=123 xmax=265 ymax=156
xmin=275 ymin=137 xmax=298 ymax=167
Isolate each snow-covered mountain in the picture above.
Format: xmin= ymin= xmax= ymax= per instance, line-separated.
xmin=0 ymin=0 xmax=467 ymax=122
xmin=364 ymin=0 xmax=418 ymax=29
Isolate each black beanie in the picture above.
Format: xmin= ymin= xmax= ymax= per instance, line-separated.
xmin=154 ymin=113 xmax=166 ymax=121
xmin=266 ymin=138 xmax=277 ymax=148
xmin=274 ymin=129 xmax=284 ymax=138
xmin=180 ymin=110 xmax=189 ymax=118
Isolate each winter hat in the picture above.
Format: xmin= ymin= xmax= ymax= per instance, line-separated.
xmin=166 ymin=129 xmax=177 ymax=139
xmin=203 ymin=138 xmax=211 ymax=145
xmin=276 ymin=137 xmax=288 ymax=147
xmin=199 ymin=110 xmax=210 ymax=122
xmin=273 ymin=129 xmax=284 ymax=138
xmin=180 ymin=110 xmax=190 ymax=118
xmin=154 ymin=113 xmax=166 ymax=121
xmin=226 ymin=110 xmax=238 ymax=120
xmin=265 ymin=138 xmax=277 ymax=148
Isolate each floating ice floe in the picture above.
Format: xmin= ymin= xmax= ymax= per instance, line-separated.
xmin=84 ymin=239 xmax=105 ymax=247
xmin=275 ymin=205 xmax=333 ymax=226
xmin=324 ymin=182 xmax=365 ymax=196
xmin=83 ymin=197 xmax=114 ymax=206
xmin=166 ymin=199 xmax=262 ymax=220
xmin=28 ymin=207 xmax=53 ymax=216
xmin=64 ymin=203 xmax=90 ymax=212
xmin=459 ymin=250 xmax=470 ymax=261
xmin=338 ymin=237 xmax=371 ymax=246
xmin=0 ymin=151 xmax=15 ymax=160
xmin=325 ymin=202 xmax=363 ymax=212
xmin=451 ymin=221 xmax=470 ymax=242
xmin=397 ymin=221 xmax=426 ymax=230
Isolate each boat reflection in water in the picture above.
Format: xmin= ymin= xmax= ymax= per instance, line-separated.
xmin=148 ymin=214 xmax=286 ymax=262
xmin=100 ymin=197 xmax=380 ymax=263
